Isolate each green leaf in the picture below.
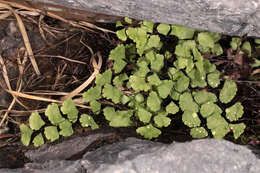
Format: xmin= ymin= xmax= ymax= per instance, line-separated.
xmin=195 ymin=60 xmax=206 ymax=79
xmin=136 ymin=59 xmax=150 ymax=77
xmin=166 ymin=102 xmax=179 ymax=114
xmin=61 ymin=99 xmax=78 ymax=123
xmin=146 ymin=35 xmax=161 ymax=50
xmin=95 ymin=69 xmax=112 ymax=86
xmin=90 ymin=100 xmax=101 ymax=114
xmin=29 ymin=112 xmax=45 ymax=130
xmin=179 ymin=92 xmax=199 ymax=113
xmin=255 ymin=39 xmax=260 ymax=44
xmin=208 ymin=32 xmax=222 ymax=42
xmin=45 ymin=103 xmax=65 ymax=125
xmin=252 ymin=58 xmax=260 ymax=68
xmin=83 ymin=86 xmax=101 ymax=103
xmin=32 ymin=133 xmax=44 ymax=147
xmin=207 ymin=70 xmax=220 ymax=88
xmin=59 ymin=120 xmax=73 ymax=137
xmin=129 ymin=75 xmax=151 ymax=92
xmin=136 ymin=124 xmax=161 ymax=139
xmin=175 ymin=40 xmax=196 ymax=58
xmin=190 ymin=127 xmax=208 ymax=138
xmin=230 ymin=37 xmax=241 ymax=51
xmin=157 ymin=80 xmax=173 ymax=99
xmin=204 ymin=59 xmax=216 ymax=73
xmin=126 ymin=27 xmax=148 ymax=56
xmin=225 ymin=102 xmax=244 ymax=121
xmin=116 ymin=21 xmax=123 ymax=28
xmin=113 ymin=73 xmax=128 ymax=87
xmin=212 ymin=43 xmax=223 ymax=56
xmin=114 ymin=59 xmax=127 ymax=74
xmin=192 ymin=47 xmax=203 ymax=61
xmin=193 ymin=90 xmax=217 ymax=105
xmin=121 ymin=95 xmax=130 ymax=104
xmin=207 ymin=113 xmax=228 ymax=130
xmin=219 ymin=80 xmax=237 ymax=104
xmin=207 ymin=113 xmax=229 ymax=139
xmin=135 ymin=94 xmax=145 ymax=103
xmin=124 ymin=17 xmax=132 ymax=24
xmin=174 ymin=57 xmax=188 ymax=69
xmin=147 ymin=91 xmax=161 ymax=112
xmin=109 ymin=45 xmax=126 ymax=61
xmin=151 ymin=54 xmax=164 ymax=72
xmin=154 ymin=115 xmax=171 ymax=128
xmin=211 ymin=126 xmax=230 ymax=139
xmin=137 ymin=107 xmax=152 ymax=123
xmin=164 ymin=50 xmax=172 ymax=59
xmin=170 ymin=25 xmax=195 ymax=39
xmin=44 ymin=126 xmax=59 ymax=142
xmin=197 ymin=32 xmax=215 ymax=49
xmin=157 ymin=24 xmax=170 ymax=35
xmin=170 ymin=91 xmax=181 ymax=101
xmin=241 ymin=41 xmax=251 ymax=57
xmin=200 ymin=102 xmax=217 ymax=118
xmin=185 ymin=59 xmax=194 ymax=73
xmin=116 ymin=28 xmax=127 ymax=41
xmin=175 ymin=74 xmax=189 ymax=92
xmin=103 ymin=84 xmax=123 ymax=104
xmin=80 ymin=114 xmax=99 ymax=130
xmin=187 ymin=68 xmax=207 ymax=88
xmin=103 ymin=107 xmax=133 ymax=127
xmin=145 ymin=50 xmax=155 ymax=63
xmin=229 ymin=123 xmax=246 ymax=139
xmin=168 ymin=68 xmax=184 ymax=81
xmin=182 ymin=111 xmax=201 ymax=128
xmin=141 ymin=21 xmax=154 ymax=33
xmin=20 ymin=124 xmax=33 ymax=146
xmin=147 ymin=73 xmax=162 ymax=86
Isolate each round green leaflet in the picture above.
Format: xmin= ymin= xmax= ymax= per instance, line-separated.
xmin=219 ymin=80 xmax=237 ymax=104
xmin=45 ymin=103 xmax=65 ymax=125
xmin=225 ymin=102 xmax=244 ymax=122
xmin=137 ymin=107 xmax=152 ymax=124
xmin=157 ymin=24 xmax=170 ymax=35
xmin=29 ymin=112 xmax=45 ymax=130
xmin=44 ymin=126 xmax=59 ymax=142
xmin=147 ymin=91 xmax=161 ymax=112
xmin=116 ymin=28 xmax=127 ymax=41
xmin=166 ymin=102 xmax=179 ymax=115
xmin=136 ymin=124 xmax=161 ymax=139
xmin=154 ymin=115 xmax=171 ymax=128
xmin=20 ymin=124 xmax=33 ymax=146
xmin=32 ymin=133 xmax=44 ymax=147
xmin=182 ymin=111 xmax=201 ymax=128
xmin=200 ymin=102 xmax=217 ymax=118
xmin=190 ymin=127 xmax=208 ymax=138
xmin=229 ymin=123 xmax=246 ymax=139
xmin=179 ymin=92 xmax=199 ymax=113
xmin=80 ymin=114 xmax=99 ymax=130
xmin=197 ymin=32 xmax=215 ymax=49
xmin=61 ymin=99 xmax=78 ymax=123
xmin=59 ymin=120 xmax=74 ymax=137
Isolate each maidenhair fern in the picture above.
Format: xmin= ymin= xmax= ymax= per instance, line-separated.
xmin=21 ymin=17 xmax=248 ymax=147
xmin=19 ymin=99 xmax=98 ymax=147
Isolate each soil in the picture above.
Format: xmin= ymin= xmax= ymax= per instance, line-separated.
xmin=0 ymin=4 xmax=259 ymax=169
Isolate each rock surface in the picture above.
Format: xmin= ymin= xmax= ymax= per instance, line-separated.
xmin=1 ymin=138 xmax=259 ymax=173
xmin=33 ymin=0 xmax=260 ymax=37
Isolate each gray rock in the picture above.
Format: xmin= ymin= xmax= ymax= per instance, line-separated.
xmin=1 ymin=138 xmax=259 ymax=173
xmin=33 ymin=0 xmax=260 ymax=37
xmin=84 ymin=138 xmax=260 ymax=173
xmin=25 ymin=132 xmax=116 ymax=162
